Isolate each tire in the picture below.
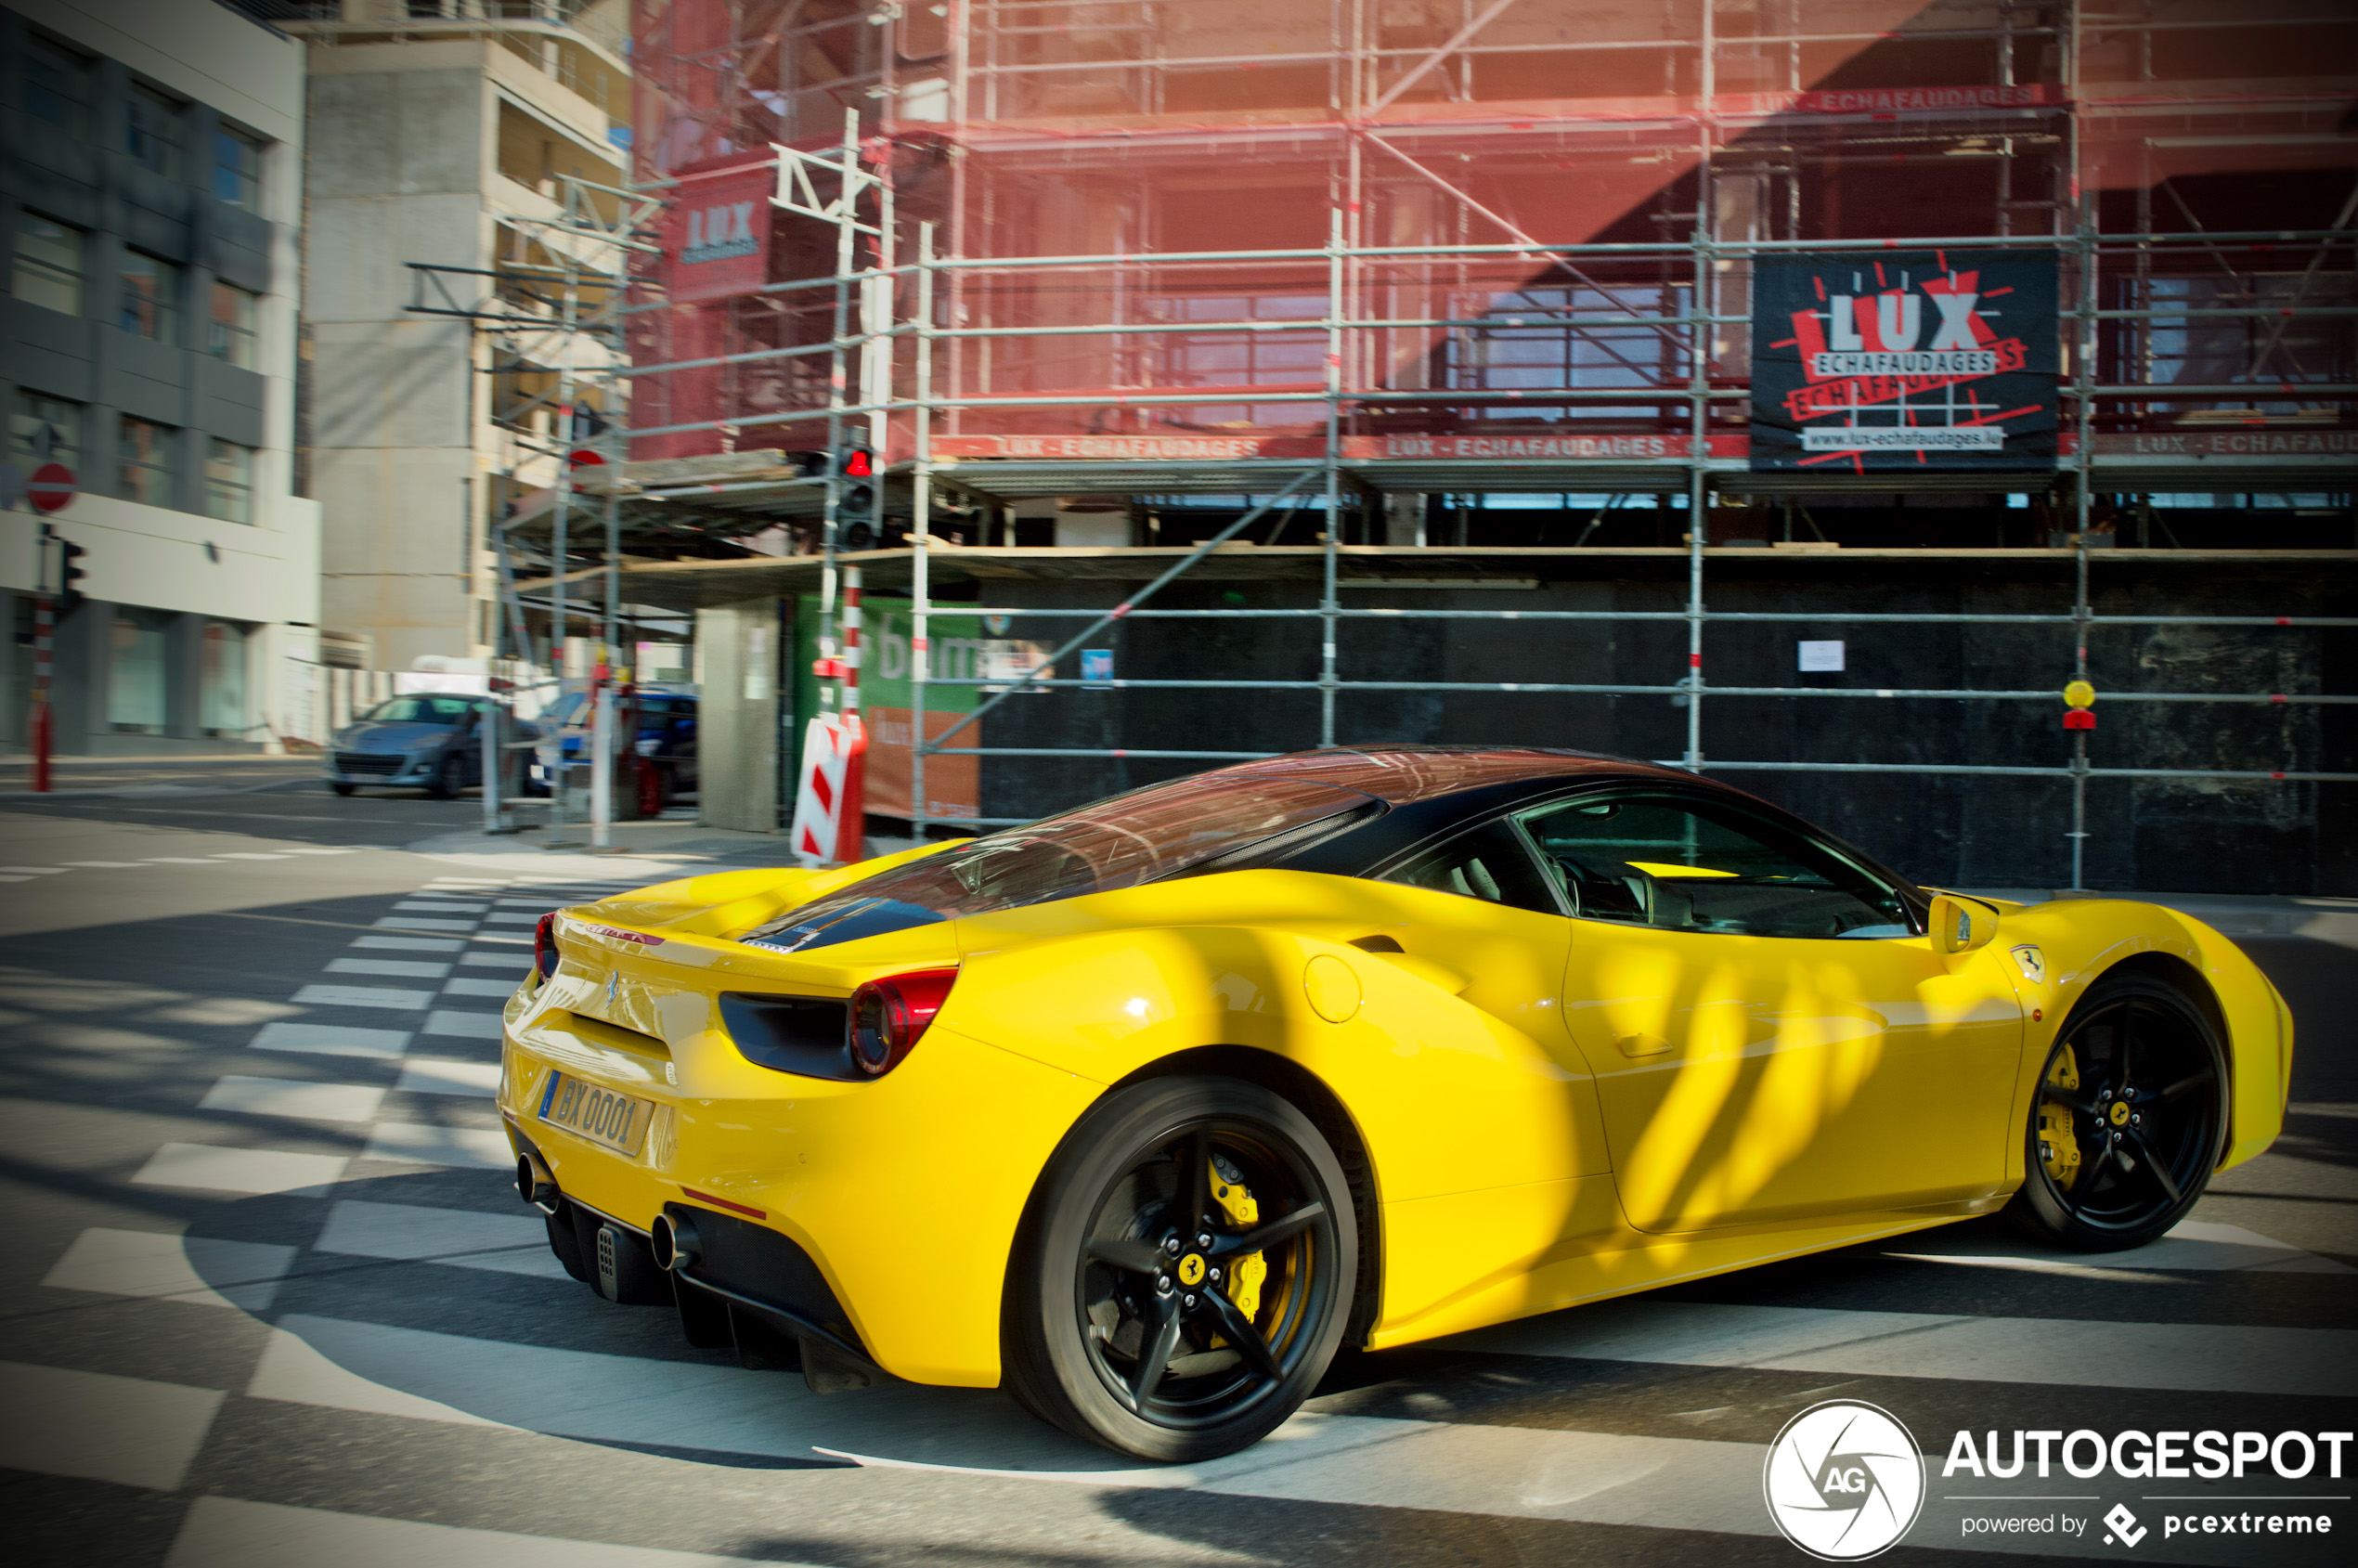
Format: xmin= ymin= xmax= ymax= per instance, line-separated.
xmin=425 ymin=752 xmax=464 ymax=800
xmin=1004 ymin=1074 xmax=1355 ymax=1462
xmin=2005 ymin=972 xmax=2228 ymax=1251
xmin=329 ymin=782 xmax=356 ymax=797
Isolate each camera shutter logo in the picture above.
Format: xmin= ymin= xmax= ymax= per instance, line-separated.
xmin=1763 ymin=1400 xmax=1927 ymax=1560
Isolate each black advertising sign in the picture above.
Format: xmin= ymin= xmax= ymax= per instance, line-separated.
xmin=1750 ymin=249 xmax=2060 ymax=472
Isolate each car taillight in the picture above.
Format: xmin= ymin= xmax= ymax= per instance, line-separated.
xmin=846 ymin=968 xmax=959 ymax=1077
xmin=533 ymin=913 xmax=561 ymax=982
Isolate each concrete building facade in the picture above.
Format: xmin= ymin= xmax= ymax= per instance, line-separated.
xmin=1 ymin=0 xmax=318 ymax=756
xmin=281 ymin=0 xmax=629 ymax=676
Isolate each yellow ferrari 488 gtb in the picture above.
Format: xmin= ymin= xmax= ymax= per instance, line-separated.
xmin=499 ymin=746 xmax=2290 ymax=1461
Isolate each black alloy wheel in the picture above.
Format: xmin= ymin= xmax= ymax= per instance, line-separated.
xmin=329 ymin=781 xmax=356 ymax=797
xmin=2007 ymin=973 xmax=2227 ymax=1251
xmin=1005 ymin=1076 xmax=1354 ymax=1461
xmin=425 ymin=751 xmax=465 ymax=800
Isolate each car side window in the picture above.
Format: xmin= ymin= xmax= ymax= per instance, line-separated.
xmin=1517 ymin=795 xmax=1911 ymax=940
xmin=1380 ymin=818 xmax=1562 ymax=916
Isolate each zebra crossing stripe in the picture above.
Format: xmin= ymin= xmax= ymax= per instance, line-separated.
xmin=131 ymin=1143 xmax=349 ymax=1197
xmin=1445 ymin=1296 xmax=2358 ymax=1399
xmin=249 ymin=1021 xmax=412 ymax=1058
xmin=0 ymin=1360 xmax=224 ymax=1491
xmin=199 ymin=1075 xmax=386 ymax=1123
xmin=314 ymin=1200 xmax=564 ymax=1278
xmin=41 ymin=1228 xmax=295 ymax=1312
xmin=165 ymin=1497 xmax=809 ymax=1568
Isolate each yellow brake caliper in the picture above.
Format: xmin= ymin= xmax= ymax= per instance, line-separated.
xmin=1210 ymin=1155 xmax=1265 ymax=1322
xmin=2039 ymin=1043 xmax=2082 ymax=1191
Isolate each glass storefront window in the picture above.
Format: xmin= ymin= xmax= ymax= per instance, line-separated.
xmin=204 ymin=440 xmax=254 ymax=523
xmin=119 ymin=251 xmax=180 ymax=342
xmin=214 ymin=126 xmax=263 ymax=207
xmin=109 ymin=608 xmax=173 ymax=735
xmin=120 ymin=417 xmax=176 ymax=506
xmin=207 ymin=281 xmax=259 ymax=368
xmin=9 ymin=391 xmax=82 ymax=471
xmin=127 ymin=84 xmax=181 ymax=178
xmin=10 ymin=214 xmax=84 ymax=316
xmin=24 ymin=38 xmax=90 ymax=138
xmin=201 ymin=621 xmax=250 ymax=738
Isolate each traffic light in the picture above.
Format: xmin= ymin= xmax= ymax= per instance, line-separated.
xmin=836 ymin=447 xmax=877 ymax=551
xmin=57 ymin=538 xmax=88 ymax=616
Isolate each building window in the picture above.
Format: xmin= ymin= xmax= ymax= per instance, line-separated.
xmin=120 ymin=417 xmax=176 ymax=506
xmin=110 ymin=608 xmax=174 ymax=734
xmin=119 ymin=251 xmax=180 ymax=342
xmin=24 ymin=36 xmax=91 ymax=137
xmin=214 ymin=126 xmax=264 ymax=207
xmin=10 ymin=391 xmax=82 ymax=473
xmin=201 ymin=620 xmax=251 ymax=737
xmin=11 ymin=214 xmax=84 ymax=316
xmin=127 ymin=84 xmax=183 ymax=178
xmin=204 ymin=439 xmax=255 ymax=523
xmin=207 ymin=281 xmax=260 ymax=368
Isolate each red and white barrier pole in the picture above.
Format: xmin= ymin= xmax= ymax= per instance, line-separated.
xmin=839 ymin=567 xmax=865 ymax=862
xmin=29 ymin=525 xmax=53 ymax=793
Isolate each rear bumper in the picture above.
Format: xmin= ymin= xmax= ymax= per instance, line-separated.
xmin=498 ymin=991 xmax=1099 ymax=1388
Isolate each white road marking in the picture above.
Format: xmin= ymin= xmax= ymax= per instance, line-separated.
xmin=441 ymin=978 xmax=517 ymax=998
xmin=134 ymin=1146 xmax=348 ymax=1193
xmin=0 ymin=865 xmax=66 ymax=874
xmin=214 ymin=852 xmax=296 ymax=861
xmin=395 ymin=1059 xmax=501 ymax=1097
xmin=142 ymin=857 xmax=224 ymax=864
xmin=481 ymin=912 xmax=546 ymax=926
xmin=314 ymin=1200 xmax=564 ymax=1277
xmin=246 ymin=1323 xmax=506 ymax=1428
xmin=200 ymin=1075 xmax=388 ymax=1124
xmin=132 ymin=1143 xmax=350 ymax=1197
xmin=395 ymin=901 xmax=492 ymax=914
xmin=361 ymin=1122 xmax=515 ymax=1169
xmin=250 ymin=1021 xmax=412 ymax=1059
xmin=1884 ymin=1218 xmax=2354 ymax=1276
xmin=1448 ymin=1296 xmax=2358 ymax=1398
xmin=495 ymin=898 xmax=562 ymax=908
xmin=0 ymin=875 xmax=32 ymax=883
xmin=280 ymin=847 xmax=357 ymax=855
xmin=166 ymin=1497 xmax=808 ymax=1568
xmin=459 ymin=952 xmax=527 ymax=969
xmin=329 ymin=958 xmax=452 ymax=978
xmin=61 ymin=860 xmax=144 ymax=867
xmin=0 ymin=1360 xmax=225 ymax=1492
xmin=423 ymin=1009 xmax=505 ymax=1040
xmin=468 ymin=934 xmax=531 ymax=946
xmin=351 ymin=935 xmax=464 ymax=953
xmin=41 ymin=1227 xmax=295 ymax=1311
xmin=375 ymin=917 xmax=476 ymax=933
xmin=292 ymin=983 xmax=435 ymax=1010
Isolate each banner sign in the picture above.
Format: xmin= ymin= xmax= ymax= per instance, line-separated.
xmin=1750 ymin=250 xmax=2059 ymax=473
xmin=933 ymin=433 xmax=1739 ymax=462
xmin=663 ymin=164 xmax=772 ymax=304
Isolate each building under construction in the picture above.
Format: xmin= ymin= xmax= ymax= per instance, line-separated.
xmin=517 ymin=0 xmax=2355 ymax=893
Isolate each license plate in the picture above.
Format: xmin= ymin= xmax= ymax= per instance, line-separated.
xmin=538 ymin=1071 xmax=654 ymax=1157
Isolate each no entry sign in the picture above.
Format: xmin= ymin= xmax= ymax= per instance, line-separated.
xmin=26 ymin=462 xmax=76 ymax=513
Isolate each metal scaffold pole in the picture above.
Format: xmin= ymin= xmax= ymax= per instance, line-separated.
xmin=1320 ymin=207 xmax=1344 ymax=747
xmin=912 ymin=221 xmax=938 ymax=840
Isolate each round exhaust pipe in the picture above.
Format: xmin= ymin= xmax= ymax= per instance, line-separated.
xmin=649 ymin=1210 xmax=703 ymax=1274
xmin=515 ymin=1151 xmax=560 ymax=1214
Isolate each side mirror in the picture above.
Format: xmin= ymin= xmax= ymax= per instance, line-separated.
xmin=1928 ymin=893 xmax=1997 ymax=955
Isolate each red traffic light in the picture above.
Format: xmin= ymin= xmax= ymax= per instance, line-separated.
xmin=842 ymin=448 xmax=873 ymax=478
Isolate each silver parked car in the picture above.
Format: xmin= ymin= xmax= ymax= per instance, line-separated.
xmin=322 ymin=693 xmax=534 ymax=798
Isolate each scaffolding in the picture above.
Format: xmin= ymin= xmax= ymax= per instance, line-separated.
xmin=568 ymin=1 xmax=2357 ymax=887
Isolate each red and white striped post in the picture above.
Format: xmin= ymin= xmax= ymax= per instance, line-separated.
xmin=29 ymin=592 xmax=53 ymax=794
xmin=28 ymin=525 xmax=53 ymax=793
xmin=838 ymin=566 xmax=865 ymax=860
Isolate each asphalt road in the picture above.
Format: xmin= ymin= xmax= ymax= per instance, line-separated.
xmin=2 ymin=762 xmax=2353 ymax=1567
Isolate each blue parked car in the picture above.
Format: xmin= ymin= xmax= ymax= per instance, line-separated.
xmin=529 ymin=685 xmax=698 ymax=818
xmin=323 ymin=693 xmax=533 ymax=798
